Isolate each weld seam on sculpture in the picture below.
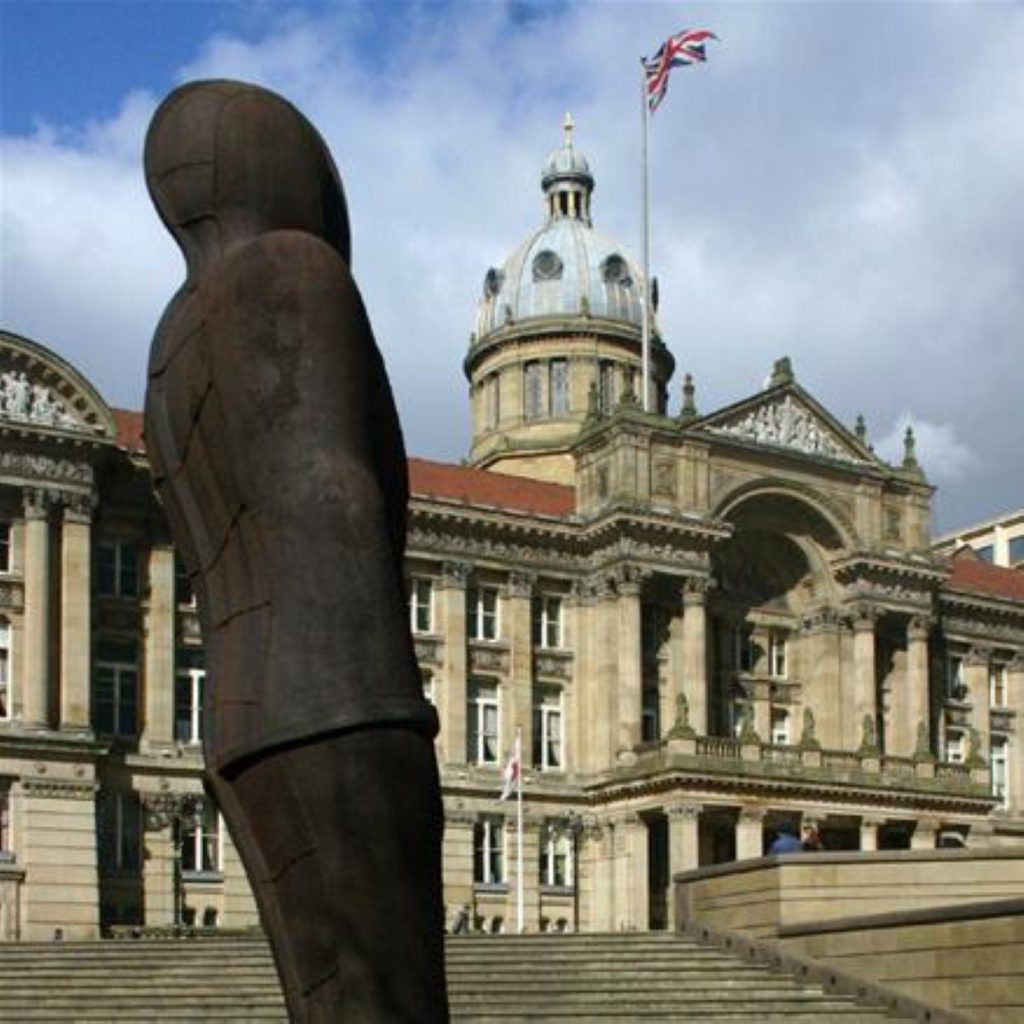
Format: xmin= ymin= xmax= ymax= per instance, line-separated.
xmin=144 ymin=79 xmax=448 ymax=1022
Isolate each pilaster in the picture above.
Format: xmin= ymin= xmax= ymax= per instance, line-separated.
xmin=666 ymin=803 xmax=700 ymax=930
xmin=859 ymin=815 xmax=884 ymax=852
xmin=506 ymin=571 xmax=534 ymax=764
xmin=438 ymin=562 xmax=469 ymax=766
xmin=894 ymin=615 xmax=931 ymax=758
xmin=141 ymin=545 xmax=176 ymax=750
xmin=735 ymin=807 xmax=765 ymax=861
xmin=613 ymin=813 xmax=647 ymax=930
xmin=21 ymin=489 xmax=52 ymax=729
xmin=680 ymin=579 xmax=709 ymax=734
xmin=964 ymin=646 xmax=991 ymax=764
xmin=851 ymin=607 xmax=879 ymax=750
xmin=616 ymin=568 xmax=643 ymax=760
xmin=59 ymin=495 xmax=94 ymax=733
xmin=1008 ymin=655 xmax=1024 ymax=816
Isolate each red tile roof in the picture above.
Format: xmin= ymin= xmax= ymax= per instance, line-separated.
xmin=113 ymin=408 xmax=145 ymax=453
xmin=409 ymin=457 xmax=575 ymax=518
xmin=946 ymin=553 xmax=1024 ymax=602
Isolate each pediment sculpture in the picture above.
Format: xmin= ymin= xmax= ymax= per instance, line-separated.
xmin=0 ymin=370 xmax=82 ymax=431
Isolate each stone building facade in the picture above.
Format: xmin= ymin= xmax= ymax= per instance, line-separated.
xmin=0 ymin=124 xmax=1022 ymax=939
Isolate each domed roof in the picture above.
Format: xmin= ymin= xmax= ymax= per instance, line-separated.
xmin=475 ymin=220 xmax=643 ymax=338
xmin=475 ymin=115 xmax=646 ymax=341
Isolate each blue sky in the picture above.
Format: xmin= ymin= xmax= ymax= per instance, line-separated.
xmin=2 ymin=1 xmax=1022 ymax=532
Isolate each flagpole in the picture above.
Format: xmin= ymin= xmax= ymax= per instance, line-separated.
xmin=515 ymin=726 xmax=524 ymax=934
xmin=640 ymin=59 xmax=652 ymax=413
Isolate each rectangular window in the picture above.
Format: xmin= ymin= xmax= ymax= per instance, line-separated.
xmin=734 ymin=627 xmax=755 ymax=673
xmin=181 ymin=799 xmax=221 ymax=874
xmin=473 ymin=817 xmax=505 ymax=885
xmin=97 ymin=540 xmax=138 ymax=597
xmin=0 ymin=523 xmax=10 ymax=574
xmin=467 ymin=680 xmax=500 ymax=765
xmin=421 ymin=670 xmax=435 ymax=706
xmin=769 ymin=631 xmax=787 ymax=679
xmin=946 ymin=655 xmax=965 ymax=699
xmin=641 ymin=680 xmax=660 ymax=742
xmin=408 ymin=578 xmax=433 ymax=634
xmin=598 ymin=361 xmax=615 ymax=414
xmin=97 ymin=790 xmax=141 ymax=874
xmin=549 ymin=360 xmax=569 ymax=416
xmin=532 ymin=687 xmax=563 ymax=770
xmin=524 ymin=362 xmax=543 ymax=419
xmin=174 ymin=556 xmax=196 ymax=607
xmin=467 ymin=586 xmax=500 ymax=641
xmin=945 ymin=729 xmax=965 ymax=764
xmin=990 ymin=663 xmax=1007 ymax=708
xmin=991 ymin=738 xmax=1009 ymax=806
xmin=0 ymin=785 xmax=9 ymax=852
xmin=1009 ymin=535 xmax=1024 ymax=566
xmin=975 ymin=544 xmax=995 ymax=563
xmin=174 ymin=648 xmax=205 ymax=745
xmin=539 ymin=821 xmax=573 ymax=888
xmin=485 ymin=373 xmax=501 ymax=430
xmin=0 ymin=620 xmax=10 ymax=720
xmin=771 ymin=708 xmax=790 ymax=746
xmin=93 ymin=639 xmax=139 ymax=737
xmin=532 ymin=596 xmax=562 ymax=649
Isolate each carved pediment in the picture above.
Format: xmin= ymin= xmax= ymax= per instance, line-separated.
xmin=700 ymin=392 xmax=869 ymax=466
xmin=0 ymin=331 xmax=116 ymax=439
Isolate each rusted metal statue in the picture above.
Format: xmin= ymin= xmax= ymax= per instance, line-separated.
xmin=143 ymin=80 xmax=448 ymax=1022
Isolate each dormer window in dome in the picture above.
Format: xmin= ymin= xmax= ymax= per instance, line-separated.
xmin=532 ymin=249 xmax=563 ymax=282
xmin=542 ymin=113 xmax=593 ymax=225
xmin=601 ymin=254 xmax=632 ymax=287
xmin=484 ymin=267 xmax=504 ymax=298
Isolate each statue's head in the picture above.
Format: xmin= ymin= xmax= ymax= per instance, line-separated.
xmin=144 ymin=80 xmax=350 ymax=275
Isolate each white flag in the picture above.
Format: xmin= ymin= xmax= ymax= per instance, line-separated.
xmin=499 ymin=732 xmax=521 ymax=801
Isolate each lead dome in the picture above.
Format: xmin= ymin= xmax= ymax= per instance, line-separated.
xmin=475 ymin=114 xmax=646 ymax=338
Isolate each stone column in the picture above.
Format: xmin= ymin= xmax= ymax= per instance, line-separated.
xmin=801 ymin=610 xmax=843 ymax=749
xmin=964 ymin=646 xmax=991 ymax=764
xmin=910 ymin=819 xmax=938 ymax=851
xmin=667 ymin=803 xmax=701 ymax=930
xmin=614 ymin=813 xmax=648 ymax=931
xmin=593 ymin=581 xmax=619 ymax=768
xmin=441 ymin=809 xmax=475 ymax=929
xmin=521 ymin=817 xmax=540 ymax=931
xmin=1008 ymin=655 xmax=1024 ymax=817
xmin=141 ymin=544 xmax=176 ymax=750
xmin=616 ymin=568 xmax=643 ymax=760
xmin=852 ymin=607 xmax=879 ymax=749
xmin=859 ymin=816 xmax=883 ymax=852
xmin=588 ymin=821 xmax=615 ymax=931
xmin=142 ymin=796 xmax=177 ymax=927
xmin=681 ymin=579 xmax=709 ymax=735
xmin=506 ymin=571 xmax=535 ymax=765
xmin=735 ymin=807 xmax=765 ymax=861
xmin=438 ymin=562 xmax=469 ymax=766
xmin=21 ymin=489 xmax=52 ymax=729
xmin=59 ymin=495 xmax=94 ymax=733
xmin=898 ymin=616 xmax=932 ymax=757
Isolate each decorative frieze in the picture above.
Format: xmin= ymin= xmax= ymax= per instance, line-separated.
xmin=533 ymin=650 xmax=572 ymax=680
xmin=0 ymin=372 xmax=83 ymax=431
xmin=0 ymin=581 xmax=24 ymax=610
xmin=0 ymin=452 xmax=94 ymax=486
xmin=706 ymin=395 xmax=865 ymax=465
xmin=469 ymin=644 xmax=509 ymax=675
xmin=21 ymin=777 xmax=96 ymax=801
xmin=414 ymin=637 xmax=443 ymax=667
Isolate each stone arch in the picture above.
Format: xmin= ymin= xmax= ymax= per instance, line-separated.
xmin=713 ymin=477 xmax=858 ymax=553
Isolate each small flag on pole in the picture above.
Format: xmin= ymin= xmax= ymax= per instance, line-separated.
xmin=499 ymin=732 xmax=521 ymax=801
xmin=643 ymin=28 xmax=717 ymax=112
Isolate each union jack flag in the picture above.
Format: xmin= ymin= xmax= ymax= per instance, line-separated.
xmin=643 ymin=27 xmax=717 ymax=113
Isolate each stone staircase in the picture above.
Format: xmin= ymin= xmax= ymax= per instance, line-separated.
xmin=0 ymin=932 xmax=917 ymax=1022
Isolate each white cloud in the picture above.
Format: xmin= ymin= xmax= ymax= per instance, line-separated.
xmin=1 ymin=2 xmax=1021 ymax=530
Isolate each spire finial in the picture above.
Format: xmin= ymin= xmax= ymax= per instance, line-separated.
xmin=563 ymin=111 xmax=575 ymax=146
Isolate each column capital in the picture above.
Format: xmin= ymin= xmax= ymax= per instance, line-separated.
xmin=850 ymin=604 xmax=881 ymax=632
xmin=23 ymin=487 xmax=55 ymax=520
xmin=1008 ymin=651 xmax=1024 ymax=672
xmin=907 ymin=615 xmax=933 ymax=641
xmin=666 ymin=802 xmax=702 ymax=821
xmin=965 ymin=645 xmax=992 ymax=667
xmin=682 ymin=575 xmax=712 ymax=606
xmin=440 ymin=560 xmax=472 ymax=588
xmin=507 ymin=570 xmax=536 ymax=599
xmin=61 ymin=492 xmax=97 ymax=524
xmin=738 ymin=806 xmax=766 ymax=825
